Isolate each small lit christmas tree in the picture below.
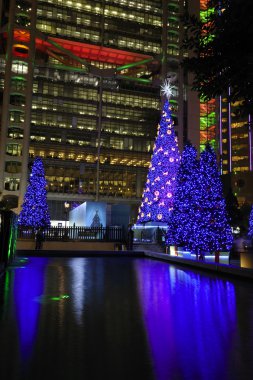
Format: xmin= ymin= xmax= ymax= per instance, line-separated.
xmin=18 ymin=157 xmax=51 ymax=229
xmin=90 ymin=210 xmax=101 ymax=227
xmin=248 ymin=205 xmax=253 ymax=238
xmin=192 ymin=144 xmax=233 ymax=255
xmin=166 ymin=142 xmax=199 ymax=249
xmin=137 ymin=80 xmax=180 ymax=224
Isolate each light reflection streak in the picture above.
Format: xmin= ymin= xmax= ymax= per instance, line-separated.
xmin=135 ymin=260 xmax=236 ymax=380
xmin=55 ymin=264 xmax=66 ymax=326
xmin=14 ymin=257 xmax=48 ymax=362
xmin=69 ymin=258 xmax=86 ymax=325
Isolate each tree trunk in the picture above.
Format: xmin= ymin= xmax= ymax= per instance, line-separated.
xmin=215 ymin=251 xmax=220 ymax=263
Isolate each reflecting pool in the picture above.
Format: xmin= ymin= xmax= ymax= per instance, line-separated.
xmin=0 ymin=256 xmax=253 ymax=380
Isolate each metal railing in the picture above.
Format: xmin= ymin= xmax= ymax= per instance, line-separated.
xmin=18 ymin=226 xmax=125 ymax=242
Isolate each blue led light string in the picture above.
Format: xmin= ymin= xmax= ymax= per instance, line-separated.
xmin=166 ymin=142 xmax=199 ymax=249
xmin=192 ymin=144 xmax=233 ymax=254
xmin=137 ymin=95 xmax=180 ymax=224
xmin=18 ymin=157 xmax=51 ymax=229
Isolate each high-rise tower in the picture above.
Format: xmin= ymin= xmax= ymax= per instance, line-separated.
xmin=198 ymin=0 xmax=253 ymax=204
xmin=0 ymin=0 xmax=196 ymax=220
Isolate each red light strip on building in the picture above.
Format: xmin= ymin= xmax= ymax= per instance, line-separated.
xmin=11 ymin=29 xmax=152 ymax=67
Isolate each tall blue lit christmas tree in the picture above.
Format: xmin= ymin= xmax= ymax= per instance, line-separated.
xmin=18 ymin=157 xmax=51 ymax=229
xmin=137 ymin=80 xmax=180 ymax=224
xmin=248 ymin=205 xmax=253 ymax=238
xmin=192 ymin=144 xmax=233 ymax=254
xmin=166 ymin=142 xmax=199 ymax=249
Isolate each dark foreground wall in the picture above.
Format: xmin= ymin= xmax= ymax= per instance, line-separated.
xmin=0 ymin=210 xmax=18 ymax=272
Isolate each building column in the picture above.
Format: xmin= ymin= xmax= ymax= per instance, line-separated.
xmin=218 ymin=96 xmax=223 ymax=173
xmin=0 ymin=0 xmax=16 ymax=195
xmin=136 ymin=170 xmax=143 ymax=198
xmin=19 ymin=0 xmax=38 ymax=211
xmin=249 ymin=114 xmax=252 ymax=171
xmin=227 ymin=87 xmax=232 ymax=172
xmin=161 ymin=0 xmax=168 ymax=82
xmin=95 ymin=77 xmax=103 ymax=201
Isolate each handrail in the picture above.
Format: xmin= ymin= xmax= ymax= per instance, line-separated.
xmin=18 ymin=226 xmax=125 ymax=242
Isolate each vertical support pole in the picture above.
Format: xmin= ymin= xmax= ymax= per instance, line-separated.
xmin=96 ymin=77 xmax=103 ymax=201
xmin=161 ymin=0 xmax=168 ymax=109
xmin=136 ymin=170 xmax=142 ymax=198
xmin=19 ymin=1 xmax=38 ymax=211
xmin=161 ymin=0 xmax=168 ymax=82
xmin=228 ymin=87 xmax=232 ymax=172
xmin=249 ymin=114 xmax=252 ymax=171
xmin=219 ymin=96 xmax=223 ymax=174
xmin=0 ymin=0 xmax=16 ymax=194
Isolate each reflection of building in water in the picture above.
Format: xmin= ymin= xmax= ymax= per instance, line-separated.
xmin=69 ymin=258 xmax=86 ymax=325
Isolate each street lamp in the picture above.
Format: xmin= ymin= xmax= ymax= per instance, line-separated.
xmin=64 ymin=201 xmax=70 ymax=228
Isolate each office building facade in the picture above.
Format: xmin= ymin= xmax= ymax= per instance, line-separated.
xmin=199 ymin=0 xmax=253 ymax=204
xmin=0 ymin=0 xmax=201 ymax=221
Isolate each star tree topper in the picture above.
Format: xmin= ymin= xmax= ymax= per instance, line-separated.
xmin=161 ymin=79 xmax=174 ymax=99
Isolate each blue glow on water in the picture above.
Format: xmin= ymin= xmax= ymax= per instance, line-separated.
xmin=1 ymin=256 xmax=252 ymax=380
xmin=13 ymin=257 xmax=48 ymax=362
xmin=135 ymin=259 xmax=237 ymax=380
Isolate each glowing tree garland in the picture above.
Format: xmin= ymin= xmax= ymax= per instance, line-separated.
xmin=137 ymin=80 xmax=180 ymax=223
xmin=18 ymin=157 xmax=51 ymax=229
xmin=248 ymin=205 xmax=253 ymax=239
xmin=192 ymin=144 xmax=233 ymax=254
xmin=166 ymin=142 xmax=199 ymax=249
